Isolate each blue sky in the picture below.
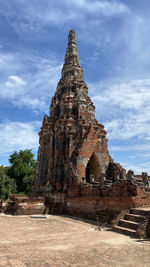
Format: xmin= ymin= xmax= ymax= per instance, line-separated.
xmin=0 ymin=0 xmax=150 ymax=174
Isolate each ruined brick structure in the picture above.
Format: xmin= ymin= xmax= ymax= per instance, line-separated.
xmin=33 ymin=29 xmax=123 ymax=194
xmin=31 ymin=30 xmax=150 ymax=234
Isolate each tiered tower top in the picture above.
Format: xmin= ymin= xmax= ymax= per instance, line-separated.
xmin=61 ymin=29 xmax=84 ymax=82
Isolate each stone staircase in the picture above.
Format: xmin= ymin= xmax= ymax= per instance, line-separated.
xmin=113 ymin=208 xmax=150 ymax=238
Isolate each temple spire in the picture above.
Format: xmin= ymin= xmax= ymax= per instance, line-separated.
xmin=61 ymin=29 xmax=84 ymax=82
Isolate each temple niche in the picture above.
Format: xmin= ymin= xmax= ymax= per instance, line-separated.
xmin=32 ymin=29 xmax=124 ymax=194
xmin=85 ymin=152 xmax=102 ymax=183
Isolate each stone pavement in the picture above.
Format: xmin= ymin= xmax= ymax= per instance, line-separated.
xmin=0 ymin=214 xmax=150 ymax=267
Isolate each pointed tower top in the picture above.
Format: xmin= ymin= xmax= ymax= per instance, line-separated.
xmin=68 ymin=29 xmax=76 ymax=43
xmin=61 ymin=29 xmax=84 ymax=83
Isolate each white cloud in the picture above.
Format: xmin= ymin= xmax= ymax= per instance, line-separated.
xmin=92 ymin=78 xmax=150 ymax=111
xmin=67 ymin=0 xmax=129 ymax=16
xmin=105 ymin=114 xmax=150 ymax=140
xmin=110 ymin=144 xmax=150 ymax=152
xmin=6 ymin=75 xmax=26 ymax=87
xmin=0 ymin=121 xmax=40 ymax=156
xmin=0 ymin=0 xmax=129 ymax=34
xmin=0 ymin=53 xmax=21 ymax=73
xmin=0 ymin=0 xmax=80 ymax=30
xmin=136 ymin=153 xmax=150 ymax=157
xmin=119 ymin=161 xmax=150 ymax=175
xmin=90 ymin=78 xmax=150 ymax=140
xmin=13 ymin=97 xmax=46 ymax=111
xmin=0 ymin=52 xmax=62 ymax=112
xmin=109 ymin=144 xmax=150 ymax=174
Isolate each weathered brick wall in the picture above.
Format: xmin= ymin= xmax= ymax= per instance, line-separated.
xmin=4 ymin=181 xmax=150 ymax=220
xmin=45 ymin=181 xmax=150 ymax=223
xmin=4 ymin=195 xmax=45 ymax=215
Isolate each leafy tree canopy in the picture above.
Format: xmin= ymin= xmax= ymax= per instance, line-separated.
xmin=0 ymin=165 xmax=16 ymax=200
xmin=8 ymin=149 xmax=36 ymax=194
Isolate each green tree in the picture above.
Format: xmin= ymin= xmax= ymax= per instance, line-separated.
xmin=0 ymin=166 xmax=16 ymax=200
xmin=8 ymin=150 xmax=36 ymax=194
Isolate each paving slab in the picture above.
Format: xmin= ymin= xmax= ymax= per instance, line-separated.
xmin=0 ymin=214 xmax=150 ymax=266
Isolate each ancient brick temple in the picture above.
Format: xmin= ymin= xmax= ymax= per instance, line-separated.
xmin=33 ymin=29 xmax=122 ymax=193
xmin=32 ymin=30 xmax=150 ymax=234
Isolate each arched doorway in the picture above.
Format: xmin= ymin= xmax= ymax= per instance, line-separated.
xmin=85 ymin=153 xmax=101 ymax=183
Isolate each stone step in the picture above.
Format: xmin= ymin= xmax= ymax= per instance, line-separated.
xmin=113 ymin=225 xmax=137 ymax=236
xmin=124 ymin=213 xmax=146 ymax=223
xmin=119 ymin=219 xmax=138 ymax=230
xmin=134 ymin=179 xmax=143 ymax=183
xmin=130 ymin=208 xmax=150 ymax=216
xmin=136 ymin=182 xmax=144 ymax=185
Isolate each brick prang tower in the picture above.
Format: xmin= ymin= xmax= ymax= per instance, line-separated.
xmin=33 ymin=29 xmax=112 ymax=194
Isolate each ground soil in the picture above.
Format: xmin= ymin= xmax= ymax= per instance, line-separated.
xmin=0 ymin=213 xmax=150 ymax=266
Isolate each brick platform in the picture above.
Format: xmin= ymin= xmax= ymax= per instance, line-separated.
xmin=0 ymin=214 xmax=150 ymax=267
